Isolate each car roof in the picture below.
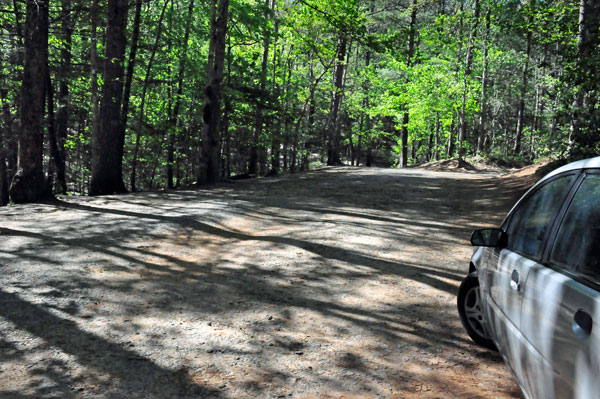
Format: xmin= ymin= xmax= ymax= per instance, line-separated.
xmin=539 ymin=156 xmax=600 ymax=184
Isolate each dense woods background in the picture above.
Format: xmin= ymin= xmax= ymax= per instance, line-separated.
xmin=0 ymin=0 xmax=598 ymax=204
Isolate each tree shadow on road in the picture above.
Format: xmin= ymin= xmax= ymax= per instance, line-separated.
xmin=0 ymin=167 xmax=531 ymax=398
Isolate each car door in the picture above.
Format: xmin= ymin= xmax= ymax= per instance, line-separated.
xmin=483 ymin=173 xmax=577 ymax=394
xmin=520 ymin=171 xmax=600 ymax=399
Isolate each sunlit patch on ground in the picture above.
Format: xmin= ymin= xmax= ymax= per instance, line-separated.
xmin=0 ymin=166 xmax=531 ymax=398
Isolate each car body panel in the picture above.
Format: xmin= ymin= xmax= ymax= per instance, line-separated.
xmin=484 ymin=248 xmax=540 ymax=396
xmin=520 ymin=264 xmax=600 ymax=399
xmin=466 ymin=156 xmax=600 ymax=399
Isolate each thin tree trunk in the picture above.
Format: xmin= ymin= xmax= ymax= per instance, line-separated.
xmin=248 ymin=0 xmax=271 ymax=175
xmin=0 ymin=86 xmax=8 ymax=205
xmin=198 ymin=0 xmax=229 ymax=184
xmin=46 ymin=70 xmax=64 ymax=194
xmin=223 ymin=40 xmax=233 ymax=178
xmin=270 ymin=9 xmax=283 ymax=176
xmin=89 ymin=0 xmax=129 ymax=195
xmin=0 ymin=135 xmax=6 ymax=205
xmin=9 ymin=0 xmax=49 ymax=203
xmin=434 ymin=112 xmax=440 ymax=160
xmin=131 ymin=0 xmax=170 ymax=192
xmin=569 ymin=0 xmax=600 ymax=158
xmin=166 ymin=0 xmax=194 ymax=187
xmin=477 ymin=4 xmax=491 ymax=154
xmin=458 ymin=0 xmax=480 ymax=164
xmin=90 ymin=0 xmax=101 ymax=147
xmin=361 ymin=5 xmax=373 ymax=168
xmin=514 ymin=2 xmax=533 ymax=155
xmin=447 ymin=117 xmax=455 ymax=157
xmin=51 ymin=0 xmax=72 ymax=194
xmin=327 ymin=36 xmax=348 ymax=165
xmin=119 ymin=0 xmax=142 ymax=162
xmin=0 ymin=54 xmax=13 ymax=205
xmin=400 ymin=0 xmax=418 ymax=167
xmin=280 ymin=55 xmax=293 ymax=173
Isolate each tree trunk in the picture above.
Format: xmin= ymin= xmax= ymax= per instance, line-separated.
xmin=223 ymin=40 xmax=233 ymax=178
xmin=447 ymin=117 xmax=455 ymax=157
xmin=89 ymin=0 xmax=129 ymax=195
xmin=130 ymin=0 xmax=169 ymax=192
xmin=458 ymin=0 xmax=480 ymax=164
xmin=0 ymin=136 xmax=6 ymax=205
xmin=400 ymin=0 xmax=418 ymax=167
xmin=477 ymin=4 xmax=491 ymax=154
xmin=9 ymin=0 xmax=49 ymax=204
xmin=46 ymin=70 xmax=65 ymax=194
xmin=0 ymin=53 xmax=13 ymax=205
xmin=90 ymin=0 xmax=101 ymax=149
xmin=119 ymin=0 xmax=142 ymax=163
xmin=327 ymin=36 xmax=348 ymax=165
xmin=167 ymin=0 xmax=194 ymax=187
xmin=270 ymin=10 xmax=282 ymax=176
xmin=198 ymin=0 xmax=229 ymax=184
xmin=434 ymin=112 xmax=440 ymax=160
xmin=569 ymin=0 xmax=600 ymax=158
xmin=0 ymin=87 xmax=8 ymax=205
xmin=248 ymin=0 xmax=271 ymax=176
xmin=514 ymin=2 xmax=533 ymax=156
xmin=49 ymin=0 xmax=72 ymax=194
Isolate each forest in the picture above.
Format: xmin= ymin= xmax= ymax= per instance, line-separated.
xmin=0 ymin=0 xmax=598 ymax=204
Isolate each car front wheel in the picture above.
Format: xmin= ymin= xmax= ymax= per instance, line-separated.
xmin=457 ymin=272 xmax=497 ymax=350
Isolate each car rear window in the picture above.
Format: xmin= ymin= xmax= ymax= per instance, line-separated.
xmin=550 ymin=174 xmax=600 ymax=285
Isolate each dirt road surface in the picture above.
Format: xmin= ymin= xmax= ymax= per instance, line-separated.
xmin=0 ymin=166 xmax=534 ymax=398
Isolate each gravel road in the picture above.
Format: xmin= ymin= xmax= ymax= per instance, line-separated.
xmin=0 ymin=166 xmax=532 ymax=398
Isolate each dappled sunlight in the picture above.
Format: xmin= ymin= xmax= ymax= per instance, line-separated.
xmin=0 ymin=167 xmax=529 ymax=398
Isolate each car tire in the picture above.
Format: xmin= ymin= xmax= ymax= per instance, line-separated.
xmin=457 ymin=272 xmax=497 ymax=351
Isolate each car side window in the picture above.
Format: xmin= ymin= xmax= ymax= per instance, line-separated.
xmin=505 ymin=175 xmax=575 ymax=258
xmin=550 ymin=174 xmax=600 ymax=285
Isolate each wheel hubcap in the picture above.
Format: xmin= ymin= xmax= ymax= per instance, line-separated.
xmin=463 ymin=286 xmax=491 ymax=339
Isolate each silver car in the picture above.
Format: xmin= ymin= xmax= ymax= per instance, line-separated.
xmin=457 ymin=156 xmax=600 ymax=399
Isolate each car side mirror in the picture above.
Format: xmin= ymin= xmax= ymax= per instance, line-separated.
xmin=470 ymin=228 xmax=507 ymax=247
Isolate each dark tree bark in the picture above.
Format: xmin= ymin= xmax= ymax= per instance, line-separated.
xmin=248 ymin=0 xmax=271 ymax=176
xmin=90 ymin=0 xmax=101 ymax=147
xmin=269 ymin=4 xmax=282 ymax=176
xmin=0 ymin=137 xmax=7 ymax=206
xmin=53 ymin=0 xmax=73 ymax=194
xmin=0 ymin=100 xmax=8 ymax=206
xmin=0 ymin=88 xmax=7 ymax=205
xmin=119 ymin=0 xmax=143 ymax=163
xmin=514 ymin=1 xmax=533 ymax=156
xmin=447 ymin=116 xmax=455 ymax=157
xmin=89 ymin=0 xmax=129 ymax=195
xmin=45 ymin=70 xmax=64 ymax=194
xmin=0 ymin=56 xmax=13 ymax=206
xmin=476 ymin=4 xmax=491 ymax=154
xmin=569 ymin=0 xmax=600 ymax=158
xmin=222 ymin=40 xmax=233 ymax=178
xmin=197 ymin=0 xmax=229 ymax=184
xmin=327 ymin=36 xmax=348 ymax=166
xmin=167 ymin=0 xmax=195 ymax=188
xmin=458 ymin=0 xmax=480 ymax=164
xmin=400 ymin=0 xmax=418 ymax=167
xmin=130 ymin=0 xmax=170 ymax=192
xmin=9 ymin=0 xmax=49 ymax=204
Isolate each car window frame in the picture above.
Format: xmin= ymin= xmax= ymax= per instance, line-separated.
xmin=500 ymin=171 xmax=581 ymax=263
xmin=542 ymin=168 xmax=600 ymax=292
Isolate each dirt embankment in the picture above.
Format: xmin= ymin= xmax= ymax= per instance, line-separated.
xmin=0 ymin=165 xmax=538 ymax=398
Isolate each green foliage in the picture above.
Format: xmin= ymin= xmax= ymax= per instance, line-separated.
xmin=0 ymin=0 xmax=592 ymax=197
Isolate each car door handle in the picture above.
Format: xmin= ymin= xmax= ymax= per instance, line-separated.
xmin=573 ymin=309 xmax=593 ymax=339
xmin=510 ymin=270 xmax=520 ymax=292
